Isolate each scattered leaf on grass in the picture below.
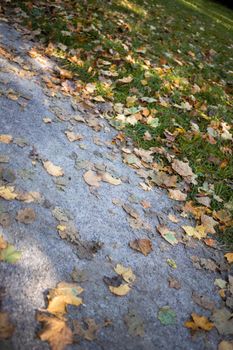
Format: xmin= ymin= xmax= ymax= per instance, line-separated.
xmin=184 ymin=313 xmax=214 ymax=332
xmin=46 ymin=282 xmax=83 ymax=316
xmin=129 ymin=238 xmax=153 ymax=256
xmin=114 ymin=264 xmax=136 ymax=283
xmin=37 ymin=312 xmax=73 ymax=350
xmin=157 ymin=225 xmax=178 ymax=245
xmin=212 ymin=308 xmax=233 ymax=335
xmin=73 ymin=318 xmax=99 ymax=341
xmin=158 ymin=306 xmax=176 ymax=325
xmin=109 ymin=284 xmax=131 ymax=296
xmin=124 ymin=309 xmax=144 ymax=337
xmin=224 ymin=253 xmax=233 ymax=264
xmin=83 ymin=170 xmax=101 ymax=187
xmin=43 ymin=161 xmax=64 ymax=177
xmin=0 ymin=312 xmax=15 ymax=340
xmin=0 ymin=134 xmax=13 ymax=144
xmin=171 ymin=159 xmax=196 ymax=184
xmin=16 ymin=208 xmax=36 ymax=224
xmin=0 ymin=186 xmax=17 ymax=200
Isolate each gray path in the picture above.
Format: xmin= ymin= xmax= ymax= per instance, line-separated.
xmin=0 ymin=19 xmax=226 ymax=350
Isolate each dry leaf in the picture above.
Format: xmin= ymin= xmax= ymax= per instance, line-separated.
xmin=184 ymin=313 xmax=214 ymax=332
xmin=182 ymin=225 xmax=207 ymax=240
xmin=114 ymin=264 xmax=136 ymax=283
xmin=43 ymin=118 xmax=52 ymax=124
xmin=171 ymin=159 xmax=197 ymax=184
xmin=218 ymin=341 xmax=233 ymax=350
xmin=83 ymin=170 xmax=101 ymax=187
xmin=168 ymin=214 xmax=180 ymax=223
xmin=101 ymin=172 xmax=122 ymax=185
xmin=168 ymin=189 xmax=187 ymax=201
xmin=201 ymin=214 xmax=218 ymax=234
xmin=16 ymin=208 xmax=36 ymax=224
xmin=0 ymin=312 xmax=15 ymax=340
xmin=0 ymin=186 xmax=17 ymax=200
xmin=37 ymin=312 xmax=73 ymax=350
xmin=168 ymin=276 xmax=181 ymax=290
xmin=224 ymin=253 xmax=233 ymax=264
xmin=157 ymin=225 xmax=178 ymax=245
xmin=129 ymin=238 xmax=153 ymax=256
xmin=65 ymin=131 xmax=83 ymax=142
xmin=117 ymin=76 xmax=133 ymax=84
xmin=46 ymin=282 xmax=83 ymax=316
xmin=0 ymin=134 xmax=13 ymax=144
xmin=43 ymin=161 xmax=64 ymax=177
xmin=109 ymin=284 xmax=131 ymax=296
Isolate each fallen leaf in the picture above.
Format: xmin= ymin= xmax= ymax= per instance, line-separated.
xmin=168 ymin=276 xmax=181 ymax=290
xmin=201 ymin=214 xmax=218 ymax=234
xmin=109 ymin=284 xmax=131 ymax=296
xmin=46 ymin=282 xmax=83 ymax=316
xmin=157 ymin=225 xmax=178 ymax=245
xmin=171 ymin=159 xmax=197 ymax=184
xmin=117 ymin=76 xmax=133 ymax=84
xmin=212 ymin=308 xmax=233 ymax=335
xmin=167 ymin=259 xmax=177 ymax=269
xmin=122 ymin=204 xmax=139 ymax=219
xmin=37 ymin=312 xmax=73 ymax=350
xmin=65 ymin=131 xmax=83 ymax=142
xmin=192 ymin=292 xmax=215 ymax=311
xmin=101 ymin=172 xmax=122 ymax=185
xmin=158 ymin=306 xmax=176 ymax=325
xmin=0 ymin=312 xmax=15 ymax=340
xmin=0 ymin=244 xmax=21 ymax=263
xmin=214 ymin=279 xmax=227 ymax=289
xmin=0 ymin=213 xmax=11 ymax=227
xmin=184 ymin=313 xmax=214 ymax=332
xmin=71 ymin=267 xmax=89 ymax=283
xmin=129 ymin=238 xmax=153 ymax=256
xmin=218 ymin=340 xmax=233 ymax=350
xmin=168 ymin=189 xmax=187 ymax=201
xmin=73 ymin=318 xmax=99 ymax=341
xmin=16 ymin=208 xmax=36 ymax=224
xmin=0 ymin=186 xmax=17 ymax=200
xmin=0 ymin=134 xmax=13 ymax=144
xmin=124 ymin=309 xmax=144 ymax=337
xmin=191 ymin=256 xmax=218 ymax=272
xmin=182 ymin=225 xmax=207 ymax=240
xmin=43 ymin=161 xmax=64 ymax=177
xmin=43 ymin=117 xmax=52 ymax=124
xmin=168 ymin=214 xmax=180 ymax=223
xmin=225 ymin=253 xmax=233 ymax=264
xmin=83 ymin=170 xmax=101 ymax=187
xmin=114 ymin=264 xmax=136 ymax=283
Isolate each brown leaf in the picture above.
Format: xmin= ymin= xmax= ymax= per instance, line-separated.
xmin=218 ymin=340 xmax=233 ymax=350
xmin=192 ymin=292 xmax=215 ymax=311
xmin=16 ymin=208 xmax=36 ymax=224
xmin=43 ymin=161 xmax=64 ymax=177
xmin=201 ymin=214 xmax=218 ymax=234
xmin=73 ymin=318 xmax=99 ymax=341
xmin=225 ymin=253 xmax=233 ymax=264
xmin=212 ymin=308 xmax=233 ymax=335
xmin=0 ymin=213 xmax=11 ymax=227
xmin=129 ymin=238 xmax=153 ymax=256
xmin=184 ymin=313 xmax=214 ymax=332
xmin=124 ymin=309 xmax=144 ymax=337
xmin=65 ymin=131 xmax=83 ymax=142
xmin=37 ymin=312 xmax=73 ymax=350
xmin=167 ymin=276 xmax=181 ymax=290
xmin=171 ymin=159 xmax=197 ymax=184
xmin=0 ymin=312 xmax=15 ymax=340
xmin=83 ymin=170 xmax=101 ymax=187
xmin=122 ymin=204 xmax=139 ymax=219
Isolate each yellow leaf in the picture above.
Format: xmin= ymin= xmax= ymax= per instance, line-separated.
xmin=109 ymin=284 xmax=131 ymax=296
xmin=0 ymin=186 xmax=17 ymax=200
xmin=224 ymin=253 xmax=233 ymax=264
xmin=184 ymin=313 xmax=214 ymax=332
xmin=57 ymin=225 xmax=66 ymax=232
xmin=218 ymin=340 xmax=233 ymax=350
xmin=43 ymin=161 xmax=64 ymax=177
xmin=37 ymin=312 xmax=73 ymax=350
xmin=0 ymin=235 xmax=7 ymax=249
xmin=46 ymin=282 xmax=83 ymax=316
xmin=182 ymin=225 xmax=207 ymax=240
xmin=114 ymin=264 xmax=136 ymax=283
xmin=0 ymin=134 xmax=13 ymax=144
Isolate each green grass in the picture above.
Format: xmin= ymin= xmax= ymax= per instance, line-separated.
xmin=5 ymin=0 xmax=233 ymax=245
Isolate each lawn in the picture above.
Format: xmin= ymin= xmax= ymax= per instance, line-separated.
xmin=5 ymin=0 xmax=233 ymax=244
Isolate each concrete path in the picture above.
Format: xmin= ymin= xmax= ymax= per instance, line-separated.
xmin=0 ymin=19 xmax=227 ymax=350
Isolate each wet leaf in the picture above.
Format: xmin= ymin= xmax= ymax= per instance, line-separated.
xmin=184 ymin=313 xmax=214 ymax=332
xmin=16 ymin=208 xmax=36 ymax=224
xmin=158 ymin=306 xmax=176 ymax=325
xmin=37 ymin=312 xmax=73 ymax=350
xmin=0 ymin=312 xmax=15 ymax=340
xmin=192 ymin=292 xmax=215 ymax=311
xmin=46 ymin=282 xmax=83 ymax=316
xmin=124 ymin=309 xmax=144 ymax=337
xmin=73 ymin=318 xmax=99 ymax=341
xmin=212 ymin=308 xmax=233 ymax=335
xmin=43 ymin=161 xmax=64 ymax=177
xmin=129 ymin=238 xmax=153 ymax=256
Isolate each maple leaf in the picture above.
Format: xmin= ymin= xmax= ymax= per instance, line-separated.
xmin=184 ymin=313 xmax=214 ymax=332
xmin=43 ymin=161 xmax=64 ymax=177
xmin=37 ymin=312 xmax=73 ymax=350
